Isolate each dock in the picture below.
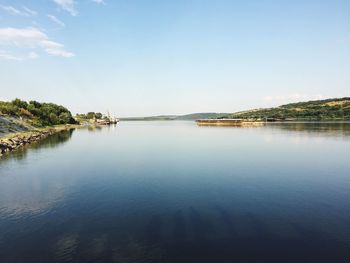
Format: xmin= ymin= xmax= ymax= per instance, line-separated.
xmin=196 ymin=119 xmax=265 ymax=126
xmin=95 ymin=118 xmax=119 ymax=125
xmin=94 ymin=112 xmax=119 ymax=125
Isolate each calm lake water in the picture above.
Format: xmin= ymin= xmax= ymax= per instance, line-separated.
xmin=1 ymin=121 xmax=350 ymax=263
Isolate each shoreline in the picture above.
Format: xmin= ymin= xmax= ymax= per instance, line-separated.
xmin=0 ymin=124 xmax=80 ymax=157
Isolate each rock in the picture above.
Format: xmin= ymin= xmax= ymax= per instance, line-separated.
xmin=0 ymin=143 xmax=7 ymax=150
xmin=0 ymin=127 xmax=67 ymax=157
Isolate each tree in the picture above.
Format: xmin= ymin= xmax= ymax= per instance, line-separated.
xmin=0 ymin=102 xmax=18 ymax=116
xmin=95 ymin=112 xmax=103 ymax=119
xmin=87 ymin=112 xmax=95 ymax=119
xmin=12 ymin=98 xmax=28 ymax=109
xmin=59 ymin=112 xmax=71 ymax=124
xmin=49 ymin=113 xmax=59 ymax=125
xmin=29 ymin=100 xmax=42 ymax=108
xmin=1 ymin=99 xmax=77 ymax=126
xmin=27 ymin=103 xmax=41 ymax=116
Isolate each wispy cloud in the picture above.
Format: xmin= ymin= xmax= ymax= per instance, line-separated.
xmin=47 ymin=14 xmax=65 ymax=27
xmin=53 ymin=0 xmax=77 ymax=16
xmin=0 ymin=50 xmax=22 ymax=61
xmin=92 ymin=0 xmax=106 ymax=4
xmin=0 ymin=5 xmax=37 ymax=17
xmin=22 ymin=6 xmax=38 ymax=16
xmin=0 ymin=27 xmax=75 ymax=58
xmin=28 ymin=51 xmax=38 ymax=59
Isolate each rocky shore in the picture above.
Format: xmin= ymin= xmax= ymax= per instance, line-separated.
xmin=0 ymin=126 xmax=76 ymax=157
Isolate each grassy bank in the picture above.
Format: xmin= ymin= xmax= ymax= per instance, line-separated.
xmin=224 ymin=97 xmax=350 ymax=120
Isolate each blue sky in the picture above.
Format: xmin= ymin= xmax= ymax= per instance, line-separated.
xmin=0 ymin=0 xmax=349 ymax=116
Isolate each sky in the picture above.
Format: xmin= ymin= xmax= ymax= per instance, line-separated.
xmin=0 ymin=0 xmax=349 ymax=117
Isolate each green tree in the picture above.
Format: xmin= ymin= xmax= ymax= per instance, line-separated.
xmin=12 ymin=98 xmax=28 ymax=109
xmin=49 ymin=113 xmax=59 ymax=125
xmin=0 ymin=102 xmax=18 ymax=115
xmin=59 ymin=112 xmax=71 ymax=124
xmin=95 ymin=112 xmax=103 ymax=119
xmin=87 ymin=112 xmax=95 ymax=119
xmin=29 ymin=100 xmax=42 ymax=108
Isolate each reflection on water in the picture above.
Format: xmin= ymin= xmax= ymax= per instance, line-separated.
xmin=269 ymin=122 xmax=350 ymax=137
xmin=88 ymin=125 xmax=103 ymax=132
xmin=197 ymin=121 xmax=350 ymax=138
xmin=88 ymin=124 xmax=118 ymax=132
xmin=0 ymin=129 xmax=75 ymax=217
xmin=0 ymin=122 xmax=350 ymax=262
xmin=0 ymin=129 xmax=75 ymax=162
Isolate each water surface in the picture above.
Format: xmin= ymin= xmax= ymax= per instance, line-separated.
xmin=1 ymin=121 xmax=350 ymax=262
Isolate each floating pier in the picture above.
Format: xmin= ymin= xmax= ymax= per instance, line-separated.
xmin=196 ymin=119 xmax=265 ymax=126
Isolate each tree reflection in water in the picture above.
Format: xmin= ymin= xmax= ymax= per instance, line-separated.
xmin=0 ymin=128 xmax=75 ymax=162
xmin=269 ymin=122 xmax=350 ymax=138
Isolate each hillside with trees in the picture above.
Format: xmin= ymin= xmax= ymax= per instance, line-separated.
xmin=121 ymin=98 xmax=350 ymax=121
xmin=0 ymin=99 xmax=77 ymax=127
xmin=121 ymin=113 xmax=229 ymax=121
xmin=224 ymin=97 xmax=350 ymax=120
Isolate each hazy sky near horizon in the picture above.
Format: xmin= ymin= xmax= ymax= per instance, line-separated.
xmin=0 ymin=0 xmax=349 ymax=116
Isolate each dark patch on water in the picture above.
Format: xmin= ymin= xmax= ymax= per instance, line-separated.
xmin=245 ymin=212 xmax=275 ymax=239
xmin=215 ymin=205 xmax=237 ymax=237
xmin=164 ymin=233 xmax=350 ymax=263
xmin=144 ymin=214 xmax=163 ymax=244
xmin=189 ymin=207 xmax=213 ymax=242
xmin=172 ymin=210 xmax=186 ymax=242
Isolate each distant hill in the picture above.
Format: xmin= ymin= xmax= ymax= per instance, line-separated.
xmin=176 ymin=113 xmax=228 ymax=120
xmin=225 ymin=97 xmax=350 ymax=120
xmin=121 ymin=113 xmax=228 ymax=121
xmin=120 ymin=115 xmax=177 ymax=121
xmin=121 ymin=98 xmax=350 ymax=121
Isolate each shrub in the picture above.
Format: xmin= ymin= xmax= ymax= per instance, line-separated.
xmin=19 ymin=108 xmax=33 ymax=118
xmin=0 ymin=99 xmax=76 ymax=126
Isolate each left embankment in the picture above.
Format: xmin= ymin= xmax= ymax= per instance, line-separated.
xmin=0 ymin=127 xmax=74 ymax=157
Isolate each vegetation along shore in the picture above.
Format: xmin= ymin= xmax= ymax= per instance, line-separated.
xmin=0 ymin=99 xmax=80 ymax=156
xmin=0 ymin=99 xmax=120 ymax=156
